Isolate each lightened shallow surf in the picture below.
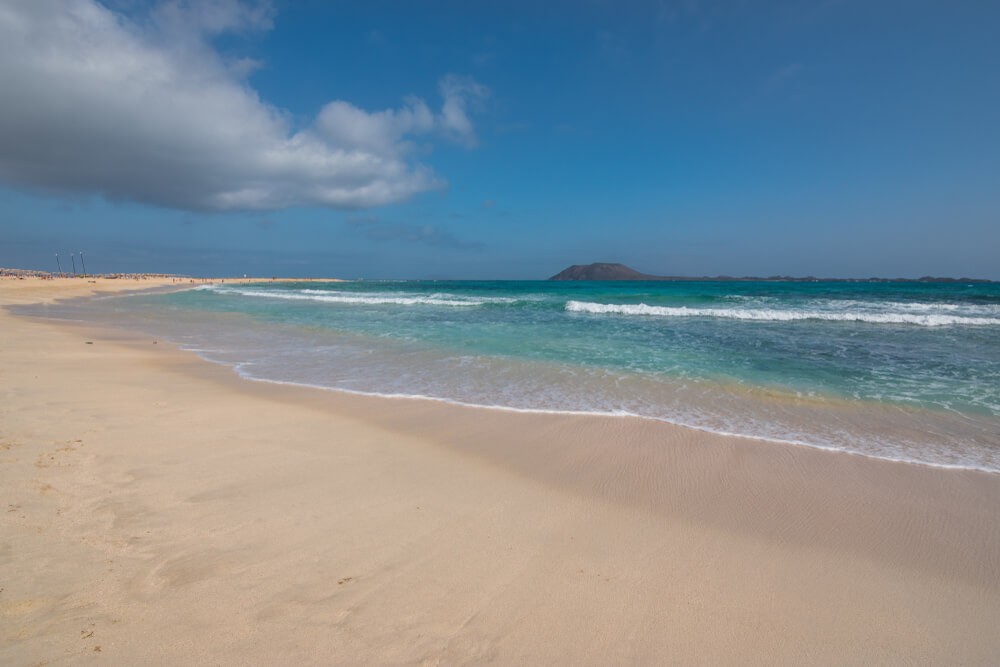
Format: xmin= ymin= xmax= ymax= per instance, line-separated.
xmin=39 ymin=279 xmax=1000 ymax=470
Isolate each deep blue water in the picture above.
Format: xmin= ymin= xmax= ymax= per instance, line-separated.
xmin=38 ymin=280 xmax=1000 ymax=470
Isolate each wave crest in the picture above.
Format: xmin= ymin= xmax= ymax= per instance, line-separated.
xmin=564 ymin=300 xmax=1000 ymax=326
xmin=206 ymin=286 xmax=508 ymax=307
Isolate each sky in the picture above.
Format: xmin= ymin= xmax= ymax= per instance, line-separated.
xmin=1 ymin=0 xmax=998 ymax=279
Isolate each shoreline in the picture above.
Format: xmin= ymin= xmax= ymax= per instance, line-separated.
xmin=128 ymin=333 xmax=1000 ymax=590
xmin=3 ymin=278 xmax=1000 ymax=663
xmin=216 ymin=372 xmax=1000 ymax=476
xmin=34 ymin=278 xmax=999 ymax=475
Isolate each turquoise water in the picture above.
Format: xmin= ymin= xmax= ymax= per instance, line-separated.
xmin=39 ymin=280 xmax=1000 ymax=470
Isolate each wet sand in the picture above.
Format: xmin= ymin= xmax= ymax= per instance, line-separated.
xmin=2 ymin=278 xmax=999 ymax=664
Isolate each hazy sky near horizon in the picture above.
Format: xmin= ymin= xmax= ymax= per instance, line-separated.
xmin=1 ymin=0 xmax=998 ymax=279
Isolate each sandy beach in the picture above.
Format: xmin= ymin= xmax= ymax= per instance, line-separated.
xmin=2 ymin=278 xmax=1000 ymax=665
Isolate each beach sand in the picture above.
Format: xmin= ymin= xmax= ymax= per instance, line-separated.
xmin=2 ymin=278 xmax=999 ymax=664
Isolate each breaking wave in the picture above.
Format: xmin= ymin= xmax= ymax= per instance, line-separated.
xmin=565 ymin=300 xmax=1000 ymax=327
xmin=202 ymin=285 xmax=513 ymax=308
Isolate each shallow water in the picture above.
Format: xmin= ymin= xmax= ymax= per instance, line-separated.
xmin=30 ymin=279 xmax=1000 ymax=471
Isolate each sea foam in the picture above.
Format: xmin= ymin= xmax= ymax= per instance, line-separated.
xmin=207 ymin=286 xmax=510 ymax=308
xmin=565 ymin=300 xmax=1000 ymax=326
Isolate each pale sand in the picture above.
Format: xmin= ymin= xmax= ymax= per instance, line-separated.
xmin=2 ymin=279 xmax=999 ymax=665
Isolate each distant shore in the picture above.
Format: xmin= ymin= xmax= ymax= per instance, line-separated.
xmin=549 ymin=262 xmax=997 ymax=283
xmin=626 ymin=275 xmax=998 ymax=283
xmin=5 ymin=265 xmax=993 ymax=284
xmin=0 ymin=267 xmax=344 ymax=282
xmin=2 ymin=277 xmax=1000 ymax=664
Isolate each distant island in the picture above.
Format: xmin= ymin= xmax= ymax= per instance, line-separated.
xmin=548 ymin=263 xmax=659 ymax=280
xmin=548 ymin=263 xmax=995 ymax=283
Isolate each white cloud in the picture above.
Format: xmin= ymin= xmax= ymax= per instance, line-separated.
xmin=151 ymin=0 xmax=276 ymax=37
xmin=315 ymin=97 xmax=435 ymax=154
xmin=0 ymin=0 xmax=486 ymax=211
xmin=438 ymin=75 xmax=490 ymax=148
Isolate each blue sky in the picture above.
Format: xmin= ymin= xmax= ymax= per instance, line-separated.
xmin=1 ymin=0 xmax=998 ymax=279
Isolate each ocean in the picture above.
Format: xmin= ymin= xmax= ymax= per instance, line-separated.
xmin=34 ymin=279 xmax=1000 ymax=471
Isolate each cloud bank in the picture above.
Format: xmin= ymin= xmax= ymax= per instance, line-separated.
xmin=0 ymin=0 xmax=487 ymax=211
